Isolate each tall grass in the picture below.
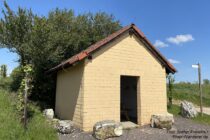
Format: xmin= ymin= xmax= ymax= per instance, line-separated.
xmin=0 ymin=77 xmax=12 ymax=90
xmin=0 ymin=90 xmax=58 ymax=140
xmin=169 ymin=82 xmax=210 ymax=107
xmin=173 ymin=82 xmax=210 ymax=98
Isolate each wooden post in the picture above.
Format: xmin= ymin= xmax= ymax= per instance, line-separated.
xmin=198 ymin=63 xmax=203 ymax=116
xmin=23 ymin=73 xmax=29 ymax=129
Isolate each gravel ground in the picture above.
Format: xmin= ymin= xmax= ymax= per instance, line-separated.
xmin=59 ymin=117 xmax=210 ymax=140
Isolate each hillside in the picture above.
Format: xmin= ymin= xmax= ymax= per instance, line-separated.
xmin=171 ymin=82 xmax=210 ymax=107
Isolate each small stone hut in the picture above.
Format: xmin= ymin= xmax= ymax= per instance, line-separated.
xmin=49 ymin=24 xmax=176 ymax=131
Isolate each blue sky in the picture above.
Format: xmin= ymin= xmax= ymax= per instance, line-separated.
xmin=0 ymin=0 xmax=210 ymax=82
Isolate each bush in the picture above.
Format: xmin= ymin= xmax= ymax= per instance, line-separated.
xmin=0 ymin=77 xmax=11 ymax=90
xmin=9 ymin=66 xmax=24 ymax=91
xmin=0 ymin=89 xmax=58 ymax=140
xmin=0 ymin=2 xmax=122 ymax=108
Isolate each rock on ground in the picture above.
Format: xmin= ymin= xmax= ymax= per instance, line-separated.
xmin=151 ymin=113 xmax=174 ymax=130
xmin=181 ymin=101 xmax=198 ymax=118
xmin=57 ymin=120 xmax=75 ymax=134
xmin=59 ymin=117 xmax=210 ymax=140
xmin=43 ymin=109 xmax=54 ymax=119
xmin=93 ymin=120 xmax=123 ymax=140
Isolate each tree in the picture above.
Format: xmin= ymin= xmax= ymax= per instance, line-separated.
xmin=0 ymin=1 xmax=33 ymax=65
xmin=15 ymin=65 xmax=33 ymax=128
xmin=10 ymin=66 xmax=24 ymax=91
xmin=0 ymin=2 xmax=121 ymax=107
xmin=0 ymin=64 xmax=7 ymax=78
xmin=203 ymin=79 xmax=210 ymax=85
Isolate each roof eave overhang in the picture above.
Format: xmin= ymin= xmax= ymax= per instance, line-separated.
xmin=47 ymin=24 xmax=177 ymax=74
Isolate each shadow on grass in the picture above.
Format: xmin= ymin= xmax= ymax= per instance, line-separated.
xmin=167 ymin=104 xmax=181 ymax=116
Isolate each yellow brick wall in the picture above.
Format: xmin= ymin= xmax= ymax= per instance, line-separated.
xmin=55 ymin=62 xmax=84 ymax=128
xmin=82 ymin=33 xmax=167 ymax=131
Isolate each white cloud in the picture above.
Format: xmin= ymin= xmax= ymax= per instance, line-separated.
xmin=167 ymin=34 xmax=194 ymax=45
xmin=168 ymin=59 xmax=181 ymax=64
xmin=153 ymin=40 xmax=168 ymax=48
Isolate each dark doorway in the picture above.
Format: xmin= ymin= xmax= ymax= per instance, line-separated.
xmin=120 ymin=76 xmax=138 ymax=123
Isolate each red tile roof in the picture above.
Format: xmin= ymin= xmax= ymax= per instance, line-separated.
xmin=48 ymin=24 xmax=177 ymax=74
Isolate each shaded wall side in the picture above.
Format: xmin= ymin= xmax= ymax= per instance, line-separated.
xmin=83 ymin=33 xmax=167 ymax=131
xmin=55 ymin=62 xmax=84 ymax=128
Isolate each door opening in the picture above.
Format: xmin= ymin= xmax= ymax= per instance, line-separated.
xmin=120 ymin=76 xmax=138 ymax=123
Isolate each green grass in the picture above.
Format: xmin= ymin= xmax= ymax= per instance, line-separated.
xmin=168 ymin=104 xmax=210 ymax=125
xmin=192 ymin=113 xmax=210 ymax=125
xmin=167 ymin=104 xmax=180 ymax=116
xmin=169 ymin=82 xmax=210 ymax=107
xmin=173 ymin=83 xmax=210 ymax=98
xmin=0 ymin=77 xmax=12 ymax=90
xmin=0 ymin=89 xmax=58 ymax=140
xmin=173 ymin=91 xmax=210 ymax=107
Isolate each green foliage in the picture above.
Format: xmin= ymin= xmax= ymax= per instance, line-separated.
xmin=0 ymin=77 xmax=11 ymax=90
xmin=0 ymin=65 xmax=10 ymax=90
xmin=0 ymin=89 xmax=57 ymax=140
xmin=0 ymin=64 xmax=7 ymax=78
xmin=167 ymin=74 xmax=175 ymax=107
xmin=203 ymin=79 xmax=210 ymax=85
xmin=0 ymin=2 xmax=34 ymax=65
xmin=10 ymin=66 xmax=24 ymax=91
xmin=17 ymin=64 xmax=33 ymax=112
xmin=167 ymin=104 xmax=180 ymax=116
xmin=0 ymin=2 xmax=121 ymax=107
xmin=173 ymin=90 xmax=210 ymax=107
xmin=171 ymin=81 xmax=210 ymax=107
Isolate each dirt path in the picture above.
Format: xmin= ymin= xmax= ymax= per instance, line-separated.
xmin=195 ymin=107 xmax=210 ymax=115
xmin=173 ymin=99 xmax=210 ymax=115
xmin=59 ymin=117 xmax=210 ymax=140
